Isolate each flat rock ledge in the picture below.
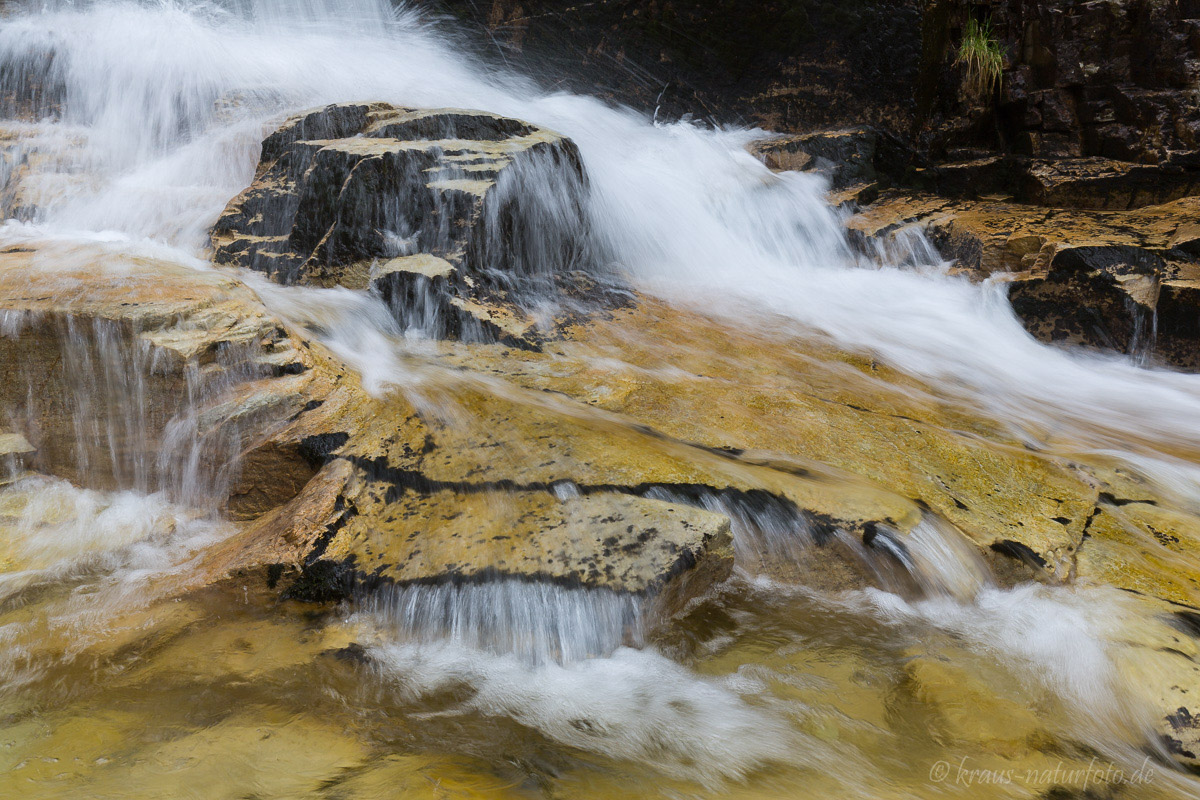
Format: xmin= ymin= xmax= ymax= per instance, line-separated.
xmin=279 ymin=469 xmax=735 ymax=621
xmin=0 ymin=243 xmax=735 ymax=632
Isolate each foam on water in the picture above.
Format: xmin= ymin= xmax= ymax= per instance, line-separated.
xmin=0 ymin=476 xmax=181 ymax=575
xmin=849 ymin=582 xmax=1168 ymax=768
xmin=368 ymin=639 xmax=815 ymax=788
xmin=862 ymin=584 xmax=1127 ymax=717
xmin=0 ymin=474 xmax=233 ymax=688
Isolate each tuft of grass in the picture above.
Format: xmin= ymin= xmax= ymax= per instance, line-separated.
xmin=955 ymin=17 xmax=1003 ymax=102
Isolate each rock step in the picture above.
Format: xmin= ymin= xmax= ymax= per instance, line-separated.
xmin=848 ymin=191 xmax=1200 ymax=371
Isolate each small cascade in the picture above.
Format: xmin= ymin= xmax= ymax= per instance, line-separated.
xmin=645 ymin=484 xmax=990 ymax=603
xmin=469 ymin=141 xmax=599 ymax=292
xmin=643 ymin=485 xmax=817 ymax=566
xmin=850 ymin=219 xmax=949 ymax=271
xmin=153 ymin=338 xmax=276 ymax=510
xmin=1127 ymin=292 xmax=1160 ymax=367
xmin=885 ymin=514 xmax=992 ymax=600
xmin=373 ymin=138 xmax=602 ymax=342
xmin=0 ymin=311 xmax=160 ymax=490
xmin=60 ymin=315 xmax=155 ymax=491
xmin=0 ymin=303 xmax=274 ymax=510
xmin=362 ymin=580 xmax=644 ymax=665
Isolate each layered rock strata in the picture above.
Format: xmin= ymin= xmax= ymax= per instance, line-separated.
xmin=212 ymin=103 xmax=596 ymax=345
xmin=849 ymin=191 xmax=1200 ymax=370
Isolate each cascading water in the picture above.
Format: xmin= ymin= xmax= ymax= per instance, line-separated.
xmin=5 ymin=0 xmax=1200 ymax=470
xmin=2 ymin=1 xmax=1200 ymax=798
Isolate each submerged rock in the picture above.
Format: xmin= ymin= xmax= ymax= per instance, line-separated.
xmin=212 ymin=103 xmax=597 ymax=345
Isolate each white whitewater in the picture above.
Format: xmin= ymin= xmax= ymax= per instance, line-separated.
xmin=3 ymin=0 xmax=1199 ymax=483
xmin=0 ymin=0 xmax=1199 ymax=794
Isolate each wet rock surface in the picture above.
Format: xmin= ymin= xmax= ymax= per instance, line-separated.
xmin=8 ymin=229 xmax=1200 ymax=771
xmin=0 ymin=238 xmax=1135 ymax=619
xmin=0 ymin=243 xmax=737 ymax=622
xmin=11 ymin=0 xmax=1200 ymax=792
xmin=212 ymin=103 xmax=598 ymax=346
xmin=849 ymin=191 xmax=1200 ymax=370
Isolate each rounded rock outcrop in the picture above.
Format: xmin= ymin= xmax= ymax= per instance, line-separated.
xmin=212 ymin=103 xmax=598 ymax=344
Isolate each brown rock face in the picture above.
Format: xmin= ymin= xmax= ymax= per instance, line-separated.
xmin=904 ymin=1 xmax=1200 ymax=213
xmin=0 ymin=242 xmax=736 ymax=624
xmin=432 ymin=1 xmax=1200 ymax=173
xmin=907 ymin=155 xmax=1200 ymax=211
xmin=986 ymin=1 xmax=1200 ymax=164
xmin=212 ymin=103 xmax=596 ymax=344
xmin=850 ymin=191 xmax=1200 ymax=370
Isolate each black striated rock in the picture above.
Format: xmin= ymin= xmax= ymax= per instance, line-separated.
xmin=212 ymin=103 xmax=600 ymax=345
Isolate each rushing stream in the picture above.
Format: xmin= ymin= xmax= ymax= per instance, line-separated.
xmin=3 ymin=1 xmax=1200 ymax=798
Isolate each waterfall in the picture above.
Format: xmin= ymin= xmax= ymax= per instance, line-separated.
xmin=0 ymin=0 xmax=1171 ymax=656
xmin=361 ymin=581 xmax=645 ymax=665
xmin=0 ymin=2 xmax=1198 ymax=796
xmin=0 ymin=0 xmax=1197 ymax=477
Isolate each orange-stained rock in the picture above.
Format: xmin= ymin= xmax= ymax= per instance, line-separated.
xmin=849 ymin=191 xmax=1200 ymax=370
